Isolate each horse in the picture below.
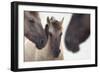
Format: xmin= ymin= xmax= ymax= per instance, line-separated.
xmin=43 ymin=16 xmax=64 ymax=60
xmin=24 ymin=11 xmax=47 ymax=49
xmin=24 ymin=16 xmax=64 ymax=61
xmin=64 ymin=14 xmax=90 ymax=53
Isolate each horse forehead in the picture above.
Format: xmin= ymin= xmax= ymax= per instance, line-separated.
xmin=49 ymin=25 xmax=54 ymax=33
xmin=25 ymin=12 xmax=41 ymax=23
xmin=49 ymin=25 xmax=61 ymax=35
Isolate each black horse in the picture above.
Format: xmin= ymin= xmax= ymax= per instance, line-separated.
xmin=65 ymin=14 xmax=90 ymax=53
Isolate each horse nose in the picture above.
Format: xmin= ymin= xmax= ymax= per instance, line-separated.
xmin=40 ymin=39 xmax=44 ymax=44
xmin=53 ymin=49 xmax=60 ymax=57
xmin=39 ymin=38 xmax=46 ymax=48
xmin=36 ymin=39 xmax=45 ymax=49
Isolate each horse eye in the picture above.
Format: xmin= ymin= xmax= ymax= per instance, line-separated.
xmin=60 ymin=33 xmax=62 ymax=37
xmin=49 ymin=33 xmax=52 ymax=37
xmin=29 ymin=19 xmax=34 ymax=23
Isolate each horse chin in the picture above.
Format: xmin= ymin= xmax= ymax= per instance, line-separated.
xmin=69 ymin=46 xmax=80 ymax=53
xmin=52 ymin=52 xmax=60 ymax=58
xmin=53 ymin=54 xmax=60 ymax=58
xmin=36 ymin=42 xmax=46 ymax=49
xmin=36 ymin=45 xmax=43 ymax=49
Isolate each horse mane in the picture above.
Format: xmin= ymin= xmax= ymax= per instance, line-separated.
xmin=51 ymin=20 xmax=62 ymax=30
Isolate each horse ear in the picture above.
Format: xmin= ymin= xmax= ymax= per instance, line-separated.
xmin=45 ymin=24 xmax=49 ymax=38
xmin=47 ymin=16 xmax=50 ymax=24
xmin=51 ymin=16 xmax=54 ymax=20
xmin=60 ymin=17 xmax=64 ymax=25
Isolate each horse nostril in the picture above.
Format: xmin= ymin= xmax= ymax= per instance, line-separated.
xmin=53 ymin=49 xmax=60 ymax=57
xmin=40 ymin=39 xmax=44 ymax=44
xmin=57 ymin=49 xmax=60 ymax=54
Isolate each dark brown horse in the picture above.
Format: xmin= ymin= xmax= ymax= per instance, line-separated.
xmin=65 ymin=14 xmax=90 ymax=53
xmin=45 ymin=16 xmax=64 ymax=58
xmin=24 ymin=11 xmax=47 ymax=49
